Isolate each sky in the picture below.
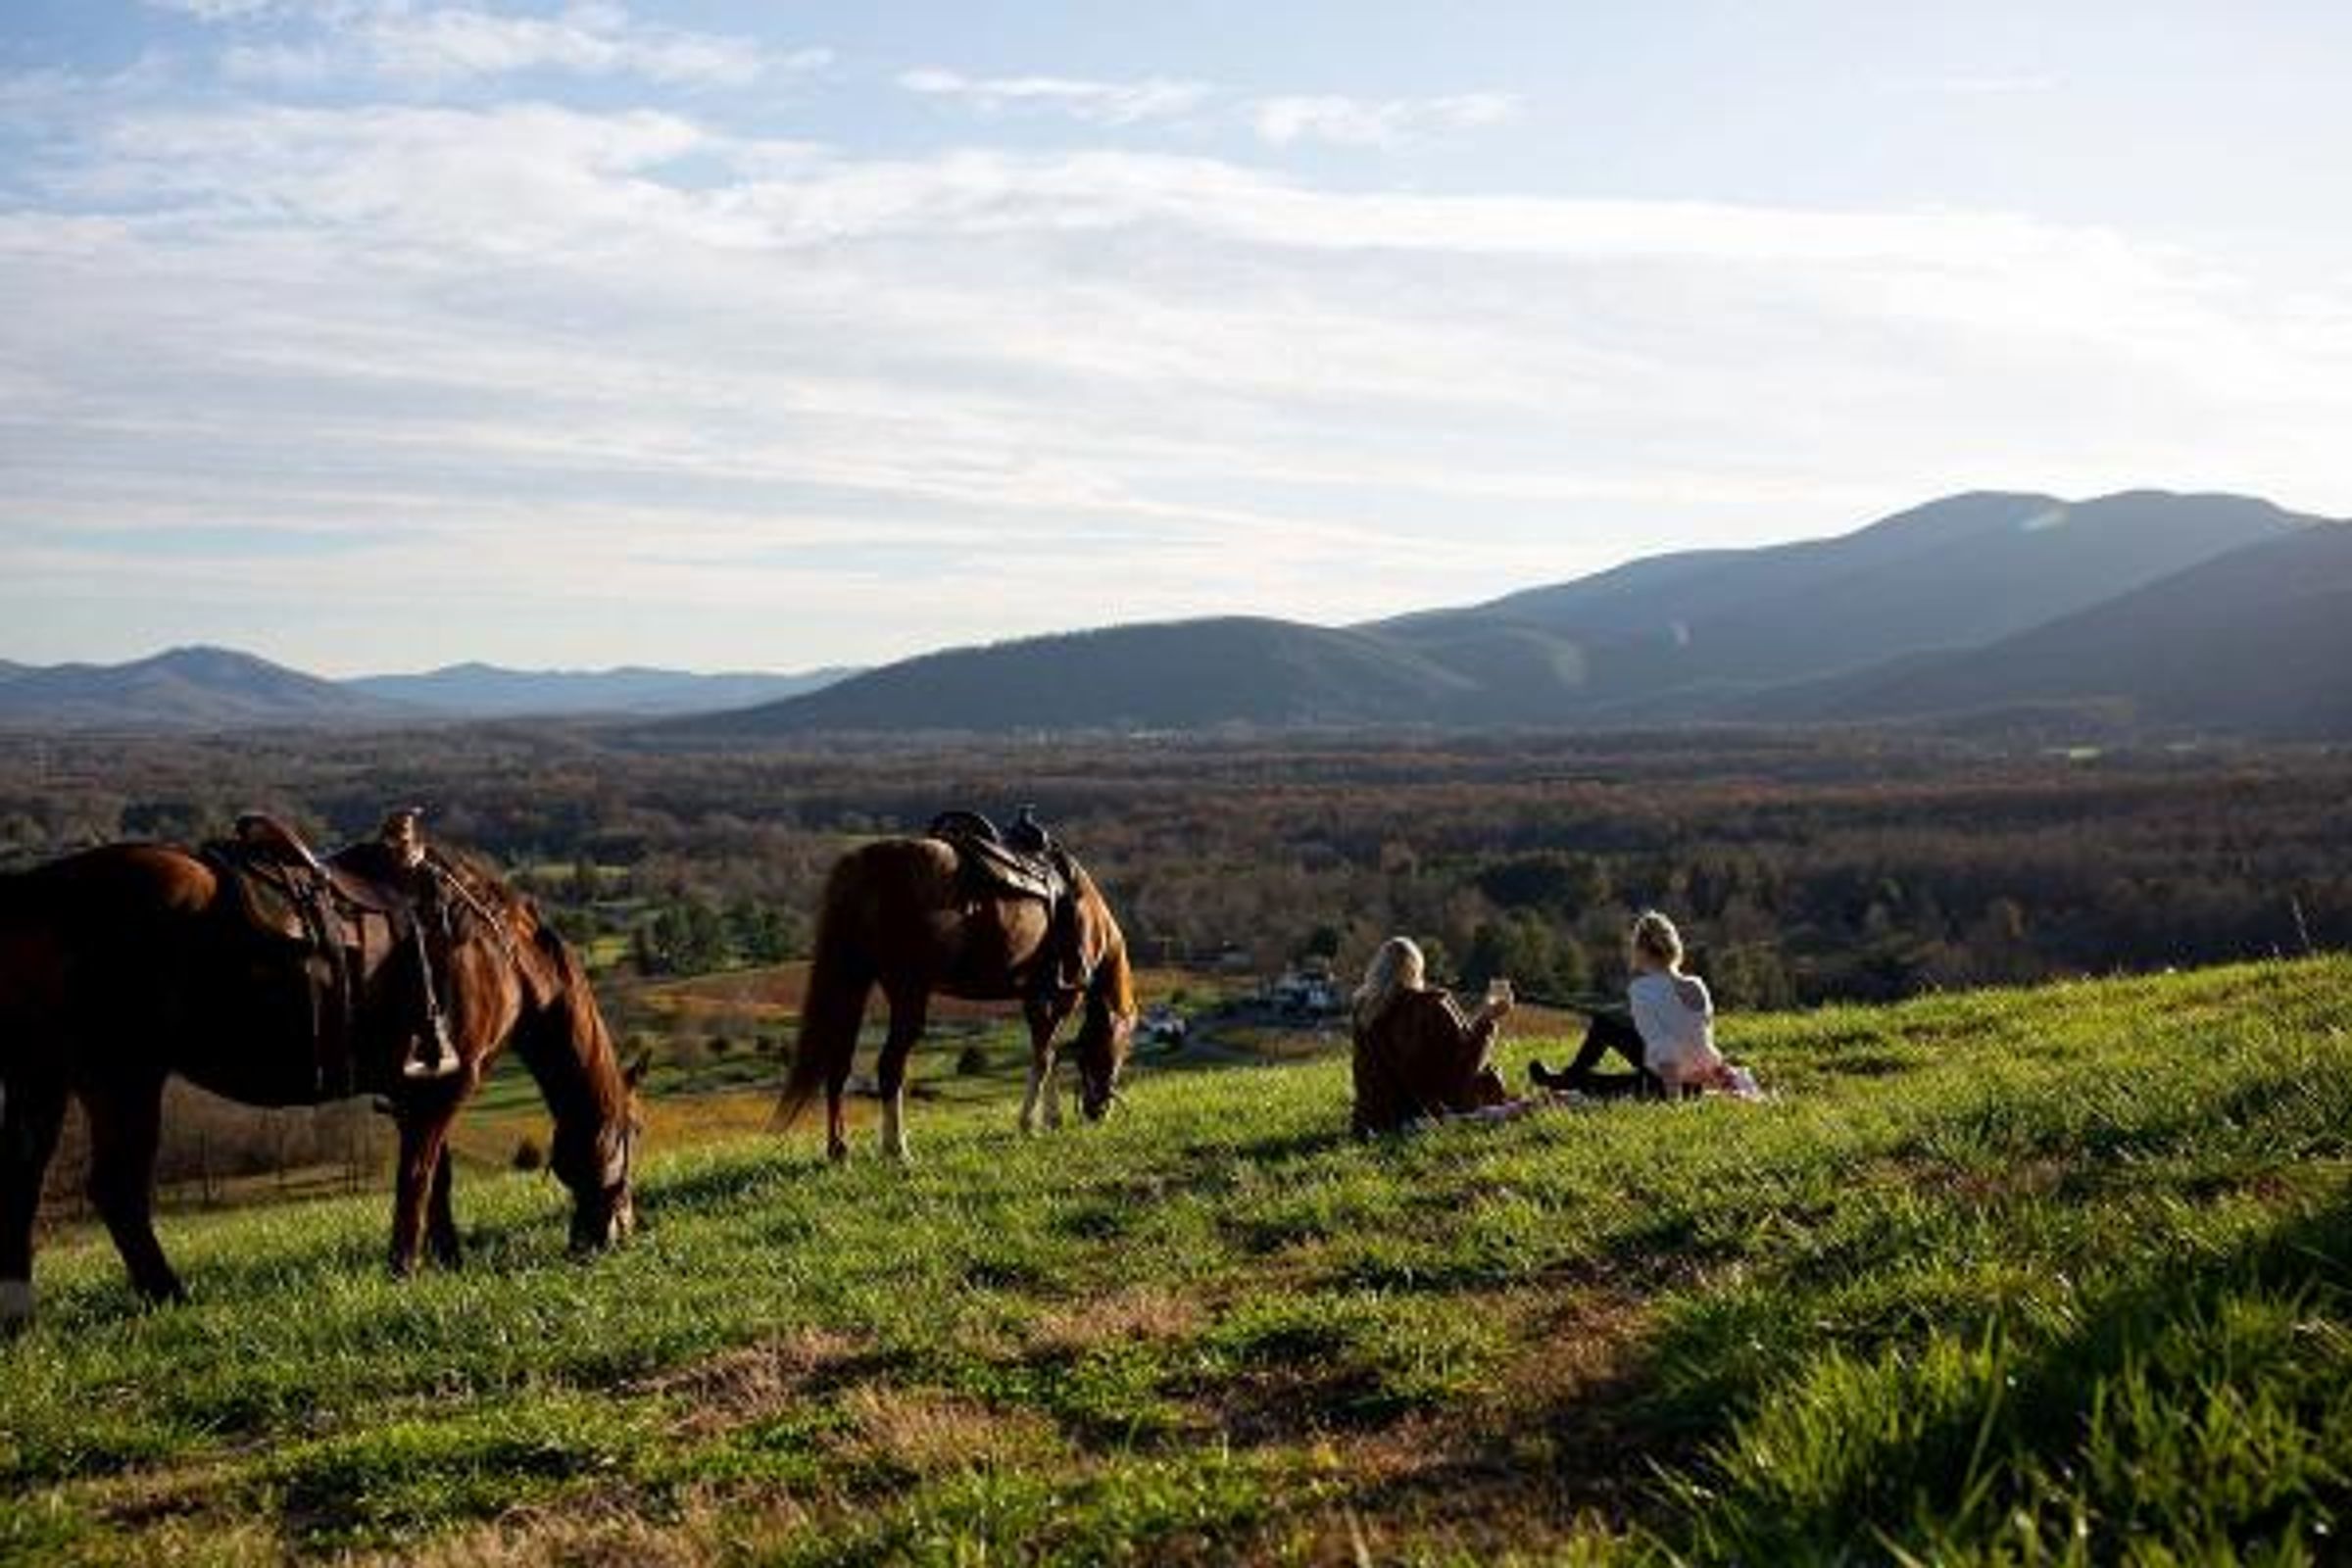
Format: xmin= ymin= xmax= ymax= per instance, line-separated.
xmin=3 ymin=2 xmax=2350 ymax=676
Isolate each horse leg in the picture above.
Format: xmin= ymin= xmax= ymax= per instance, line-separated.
xmin=875 ymin=988 xmax=928 ymax=1164
xmin=825 ymin=1052 xmax=854 ymax=1164
xmin=80 ymin=1072 xmax=187 ymax=1306
xmin=425 ymin=1144 xmax=462 ymax=1269
xmin=0 ymin=1066 xmax=70 ymax=1333
xmin=1018 ymin=999 xmax=1068 ymax=1135
xmin=388 ymin=1112 xmax=452 ymax=1276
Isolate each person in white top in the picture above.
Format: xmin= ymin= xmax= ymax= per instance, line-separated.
xmin=1530 ymin=910 xmax=1748 ymax=1098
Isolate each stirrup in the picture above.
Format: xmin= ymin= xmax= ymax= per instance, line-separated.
xmin=403 ymin=1047 xmax=460 ymax=1081
xmin=402 ymin=1025 xmax=461 ymax=1080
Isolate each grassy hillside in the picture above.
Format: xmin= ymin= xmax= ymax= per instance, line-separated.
xmin=6 ymin=957 xmax=2352 ymax=1563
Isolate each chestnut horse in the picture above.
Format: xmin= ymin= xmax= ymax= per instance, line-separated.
xmin=774 ymin=836 xmax=1137 ymax=1161
xmin=0 ymin=840 xmax=640 ymax=1331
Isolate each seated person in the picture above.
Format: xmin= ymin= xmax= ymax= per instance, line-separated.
xmin=1349 ymin=936 xmax=1517 ymax=1136
xmin=1532 ymin=910 xmax=1750 ymax=1100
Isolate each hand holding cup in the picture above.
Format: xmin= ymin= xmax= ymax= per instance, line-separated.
xmin=1484 ymin=976 xmax=1515 ymax=1021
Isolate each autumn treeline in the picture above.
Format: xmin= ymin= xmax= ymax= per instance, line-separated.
xmin=4 ymin=724 xmax=2347 ymax=1010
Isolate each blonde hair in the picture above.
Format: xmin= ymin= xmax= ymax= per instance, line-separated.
xmin=1630 ymin=909 xmax=1685 ymax=970
xmin=1352 ymin=936 xmax=1426 ymax=1028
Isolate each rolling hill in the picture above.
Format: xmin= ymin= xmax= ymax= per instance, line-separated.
xmin=0 ymin=647 xmax=420 ymax=731
xmin=8 ymin=490 xmax=2339 ymax=737
xmin=1374 ymin=488 xmax=2314 ymax=717
xmin=693 ymin=489 xmax=2337 ymax=736
xmin=676 ymin=615 xmax=1482 ymax=736
xmin=1776 ymin=520 xmax=2352 ymax=734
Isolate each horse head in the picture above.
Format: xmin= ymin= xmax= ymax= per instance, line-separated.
xmin=1072 ymin=902 xmax=1138 ymax=1122
xmin=454 ymin=865 xmax=643 ymax=1253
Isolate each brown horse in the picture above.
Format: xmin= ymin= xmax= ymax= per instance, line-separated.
xmin=0 ymin=839 xmax=641 ymax=1330
xmin=774 ymin=836 xmax=1137 ymax=1161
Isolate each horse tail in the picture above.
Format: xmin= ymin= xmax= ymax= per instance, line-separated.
xmin=772 ymin=855 xmax=871 ymax=1131
xmin=0 ymin=865 xmax=37 ymax=941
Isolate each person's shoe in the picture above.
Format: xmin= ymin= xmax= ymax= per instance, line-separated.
xmin=1528 ymin=1059 xmax=1578 ymax=1093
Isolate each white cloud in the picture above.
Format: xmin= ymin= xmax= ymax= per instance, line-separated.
xmin=1250 ymin=91 xmax=1520 ymax=148
xmin=5 ymin=100 xmax=2349 ymax=669
xmin=897 ymin=68 xmax=1214 ymax=126
xmin=350 ymin=7 xmax=815 ymax=88
xmin=142 ymin=0 xmax=289 ymax=18
xmin=182 ymin=2 xmax=823 ymax=89
xmin=892 ymin=70 xmax=1521 ymax=149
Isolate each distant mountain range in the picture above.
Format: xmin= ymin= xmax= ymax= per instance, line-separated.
xmin=0 ymin=647 xmax=419 ymax=731
xmin=344 ymin=662 xmax=857 ymax=717
xmin=7 ymin=490 xmax=2343 ymax=737
xmin=0 ymin=653 xmax=856 ymax=731
xmin=1768 ymin=521 xmax=2352 ymax=735
xmin=687 ymin=489 xmax=2346 ymax=739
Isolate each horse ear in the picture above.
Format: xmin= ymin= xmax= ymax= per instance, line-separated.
xmin=624 ymin=1051 xmax=652 ymax=1089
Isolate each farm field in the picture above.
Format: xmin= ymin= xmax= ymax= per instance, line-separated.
xmin=5 ymin=956 xmax=2351 ymax=1564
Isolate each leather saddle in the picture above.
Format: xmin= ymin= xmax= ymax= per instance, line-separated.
xmin=203 ymin=813 xmax=435 ymax=1098
xmin=926 ymin=809 xmax=1089 ymax=995
xmin=927 ymin=809 xmax=1070 ymax=905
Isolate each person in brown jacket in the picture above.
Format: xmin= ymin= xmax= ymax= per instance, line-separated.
xmin=1348 ymin=936 xmax=1517 ymax=1137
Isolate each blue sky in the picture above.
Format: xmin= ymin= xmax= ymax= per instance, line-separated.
xmin=4 ymin=2 xmax=2349 ymax=675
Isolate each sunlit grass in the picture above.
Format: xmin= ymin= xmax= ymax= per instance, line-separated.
xmin=5 ymin=956 xmax=2350 ymax=1562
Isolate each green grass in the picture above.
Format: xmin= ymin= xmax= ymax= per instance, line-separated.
xmin=5 ymin=957 xmax=2351 ymax=1563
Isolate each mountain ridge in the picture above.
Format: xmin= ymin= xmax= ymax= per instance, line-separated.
xmin=0 ymin=646 xmax=421 ymax=732
xmin=344 ymin=662 xmax=858 ymax=718
xmin=8 ymin=489 xmax=2341 ymax=736
xmin=1764 ymin=521 xmax=2352 ymax=735
xmin=687 ymin=488 xmax=2333 ymax=738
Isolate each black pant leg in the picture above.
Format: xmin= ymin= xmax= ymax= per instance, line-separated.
xmin=1564 ymin=1009 xmax=1645 ymax=1076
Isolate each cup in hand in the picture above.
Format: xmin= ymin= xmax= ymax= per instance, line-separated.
xmin=1485 ymin=977 xmax=1514 ymax=1012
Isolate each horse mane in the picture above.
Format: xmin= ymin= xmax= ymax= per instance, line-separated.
xmin=421 ymin=846 xmax=622 ymax=1133
xmin=423 ymin=847 xmax=563 ymax=1004
xmin=1071 ymin=865 xmax=1136 ymax=1017
xmin=1093 ymin=916 xmax=1136 ymax=1017
xmin=473 ymin=873 xmax=631 ymax=1192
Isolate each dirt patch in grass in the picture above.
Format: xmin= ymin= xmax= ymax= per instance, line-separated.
xmin=840 ymin=1385 xmax=1068 ymax=1476
xmin=385 ymin=1491 xmax=741 ymax=1568
xmin=633 ymin=1328 xmax=873 ymax=1435
xmin=1028 ymin=1286 xmax=1205 ymax=1354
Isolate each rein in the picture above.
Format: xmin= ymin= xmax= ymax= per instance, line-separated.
xmin=423 ymin=853 xmax=524 ymax=971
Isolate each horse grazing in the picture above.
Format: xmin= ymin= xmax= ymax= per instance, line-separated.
xmin=0 ymin=836 xmax=641 ymax=1330
xmin=774 ymin=833 xmax=1137 ymax=1161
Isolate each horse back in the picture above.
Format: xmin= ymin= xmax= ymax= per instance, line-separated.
xmin=819 ymin=837 xmax=1037 ymax=997
xmin=13 ymin=842 xmax=220 ymax=928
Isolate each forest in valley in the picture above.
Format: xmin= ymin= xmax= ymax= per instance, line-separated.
xmin=4 ymin=723 xmax=2345 ymax=1013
